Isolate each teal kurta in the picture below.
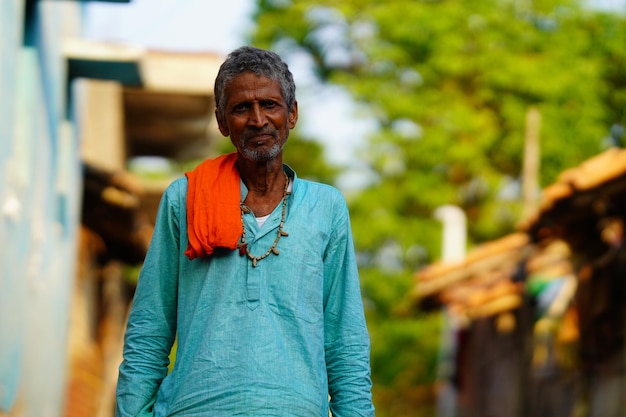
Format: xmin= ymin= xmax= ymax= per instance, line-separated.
xmin=116 ymin=167 xmax=374 ymax=417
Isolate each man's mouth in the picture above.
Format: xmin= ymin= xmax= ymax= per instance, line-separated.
xmin=245 ymin=132 xmax=274 ymax=145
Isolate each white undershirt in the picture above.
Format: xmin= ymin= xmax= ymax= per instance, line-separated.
xmin=256 ymin=214 xmax=270 ymax=228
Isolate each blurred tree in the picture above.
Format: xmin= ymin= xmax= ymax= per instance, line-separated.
xmin=250 ymin=0 xmax=626 ymax=414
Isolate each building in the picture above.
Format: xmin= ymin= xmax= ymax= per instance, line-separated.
xmin=0 ymin=1 xmax=224 ymax=415
xmin=412 ymin=147 xmax=626 ymax=417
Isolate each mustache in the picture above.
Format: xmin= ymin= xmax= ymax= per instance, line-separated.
xmin=242 ymin=127 xmax=277 ymax=141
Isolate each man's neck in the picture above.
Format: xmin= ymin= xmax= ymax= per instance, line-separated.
xmin=238 ymin=156 xmax=284 ymax=195
xmin=238 ymin=156 xmax=287 ymax=217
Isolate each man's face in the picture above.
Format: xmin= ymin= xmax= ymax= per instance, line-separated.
xmin=217 ymin=72 xmax=298 ymax=163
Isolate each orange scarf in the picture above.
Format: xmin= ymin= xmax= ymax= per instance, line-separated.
xmin=184 ymin=153 xmax=241 ymax=260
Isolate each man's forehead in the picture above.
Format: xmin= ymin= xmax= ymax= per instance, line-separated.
xmin=225 ymin=73 xmax=283 ymax=100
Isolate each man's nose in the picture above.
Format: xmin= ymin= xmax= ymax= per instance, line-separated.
xmin=248 ymin=104 xmax=267 ymax=127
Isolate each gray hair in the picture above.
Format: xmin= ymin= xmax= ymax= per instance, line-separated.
xmin=214 ymin=46 xmax=296 ymax=117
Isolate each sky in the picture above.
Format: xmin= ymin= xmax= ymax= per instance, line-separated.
xmin=83 ymin=0 xmax=376 ymax=190
xmin=84 ymin=0 xmax=255 ymax=54
xmin=590 ymin=0 xmax=626 ymax=10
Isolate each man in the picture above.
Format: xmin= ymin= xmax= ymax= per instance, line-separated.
xmin=115 ymin=46 xmax=375 ymax=416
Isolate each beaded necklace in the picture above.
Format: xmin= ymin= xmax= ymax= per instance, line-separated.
xmin=238 ymin=173 xmax=289 ymax=267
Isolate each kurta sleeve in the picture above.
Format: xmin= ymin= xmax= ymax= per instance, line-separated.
xmin=115 ymin=180 xmax=182 ymax=417
xmin=323 ymin=196 xmax=375 ymax=417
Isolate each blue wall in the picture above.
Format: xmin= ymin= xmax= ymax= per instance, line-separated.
xmin=1 ymin=1 xmax=82 ymax=415
xmin=0 ymin=0 xmax=26 ymax=412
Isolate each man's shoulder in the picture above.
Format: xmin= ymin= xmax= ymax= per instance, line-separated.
xmin=294 ymin=178 xmax=348 ymax=213
xmin=296 ymin=178 xmax=343 ymax=199
xmin=160 ymin=177 xmax=189 ymax=206
xmin=164 ymin=176 xmax=188 ymax=194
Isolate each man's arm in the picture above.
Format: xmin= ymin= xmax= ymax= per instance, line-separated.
xmin=323 ymin=199 xmax=375 ymax=417
xmin=115 ymin=182 xmax=181 ymax=416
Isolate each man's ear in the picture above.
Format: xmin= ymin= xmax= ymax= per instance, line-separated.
xmin=216 ymin=109 xmax=229 ymax=137
xmin=288 ymin=101 xmax=298 ymax=129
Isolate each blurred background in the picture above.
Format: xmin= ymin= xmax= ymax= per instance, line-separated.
xmin=3 ymin=0 xmax=626 ymax=416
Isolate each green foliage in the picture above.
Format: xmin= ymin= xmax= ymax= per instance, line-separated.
xmin=250 ymin=0 xmax=626 ymax=413
xmin=360 ymin=267 xmax=442 ymax=412
xmin=282 ymin=128 xmax=340 ymax=184
xmin=253 ymin=0 xmax=626 ymax=259
xmin=122 ymin=264 xmax=142 ymax=285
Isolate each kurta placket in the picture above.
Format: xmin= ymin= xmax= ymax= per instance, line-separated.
xmin=240 ymin=195 xmax=287 ymax=309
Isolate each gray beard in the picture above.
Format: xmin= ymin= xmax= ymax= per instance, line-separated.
xmin=240 ymin=141 xmax=284 ymax=162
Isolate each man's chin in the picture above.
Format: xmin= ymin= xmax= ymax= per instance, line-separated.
xmin=242 ymin=144 xmax=283 ymax=162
